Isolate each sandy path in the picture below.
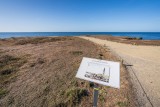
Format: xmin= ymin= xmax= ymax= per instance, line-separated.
xmin=79 ymin=36 xmax=160 ymax=107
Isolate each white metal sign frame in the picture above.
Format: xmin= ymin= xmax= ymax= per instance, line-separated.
xmin=76 ymin=57 xmax=120 ymax=88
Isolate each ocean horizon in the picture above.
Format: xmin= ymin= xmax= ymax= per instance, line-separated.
xmin=0 ymin=32 xmax=160 ymax=40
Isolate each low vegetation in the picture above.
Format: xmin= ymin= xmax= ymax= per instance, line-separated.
xmin=0 ymin=37 xmax=136 ymax=107
xmin=55 ymin=87 xmax=88 ymax=106
xmin=70 ymin=51 xmax=83 ymax=56
xmin=15 ymin=37 xmax=72 ymax=45
xmin=0 ymin=55 xmax=27 ymax=76
xmin=0 ymin=88 xmax=8 ymax=98
xmin=117 ymin=101 xmax=128 ymax=107
xmin=124 ymin=36 xmax=143 ymax=40
xmin=0 ymin=54 xmax=27 ymax=99
xmin=93 ymin=36 xmax=160 ymax=46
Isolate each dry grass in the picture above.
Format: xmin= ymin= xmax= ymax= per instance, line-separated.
xmin=0 ymin=55 xmax=27 ymax=82
xmin=0 ymin=37 xmax=72 ymax=46
xmin=0 ymin=37 xmax=136 ymax=107
xmin=0 ymin=54 xmax=27 ymax=100
xmin=15 ymin=37 xmax=71 ymax=45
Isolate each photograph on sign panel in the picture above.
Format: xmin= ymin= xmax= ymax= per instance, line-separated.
xmin=84 ymin=62 xmax=110 ymax=83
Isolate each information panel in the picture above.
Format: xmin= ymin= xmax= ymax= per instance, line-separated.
xmin=76 ymin=57 xmax=120 ymax=88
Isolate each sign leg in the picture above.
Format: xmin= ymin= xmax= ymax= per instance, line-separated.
xmin=93 ymin=84 xmax=99 ymax=107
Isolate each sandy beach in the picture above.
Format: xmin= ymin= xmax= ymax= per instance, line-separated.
xmin=79 ymin=36 xmax=160 ymax=107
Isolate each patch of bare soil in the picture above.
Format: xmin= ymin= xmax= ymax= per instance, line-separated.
xmin=91 ymin=35 xmax=160 ymax=46
xmin=0 ymin=37 xmax=136 ymax=107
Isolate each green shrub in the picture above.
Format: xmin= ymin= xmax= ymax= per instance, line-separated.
xmin=136 ymin=37 xmax=143 ymax=40
xmin=37 ymin=58 xmax=45 ymax=64
xmin=70 ymin=51 xmax=83 ymax=56
xmin=0 ymin=68 xmax=16 ymax=75
xmin=0 ymin=55 xmax=19 ymax=67
xmin=65 ymin=87 xmax=88 ymax=106
xmin=117 ymin=101 xmax=128 ymax=107
xmin=0 ymin=88 xmax=8 ymax=98
xmin=0 ymin=55 xmax=27 ymax=84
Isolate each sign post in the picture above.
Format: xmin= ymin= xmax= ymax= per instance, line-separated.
xmin=76 ymin=57 xmax=120 ymax=106
xmin=93 ymin=84 xmax=99 ymax=107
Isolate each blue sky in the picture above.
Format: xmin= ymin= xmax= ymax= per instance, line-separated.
xmin=0 ymin=0 xmax=160 ymax=32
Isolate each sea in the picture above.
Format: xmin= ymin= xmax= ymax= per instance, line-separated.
xmin=0 ymin=32 xmax=160 ymax=40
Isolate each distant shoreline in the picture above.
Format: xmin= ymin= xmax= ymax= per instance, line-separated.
xmin=0 ymin=35 xmax=160 ymax=46
xmin=91 ymin=35 xmax=160 ymax=46
xmin=0 ymin=32 xmax=160 ymax=40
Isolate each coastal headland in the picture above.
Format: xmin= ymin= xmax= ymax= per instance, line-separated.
xmin=0 ymin=35 xmax=159 ymax=107
xmin=0 ymin=37 xmax=137 ymax=107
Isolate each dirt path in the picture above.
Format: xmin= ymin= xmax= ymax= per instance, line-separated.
xmin=79 ymin=36 xmax=160 ymax=107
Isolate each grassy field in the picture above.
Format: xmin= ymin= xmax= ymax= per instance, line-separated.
xmin=0 ymin=37 xmax=136 ymax=107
